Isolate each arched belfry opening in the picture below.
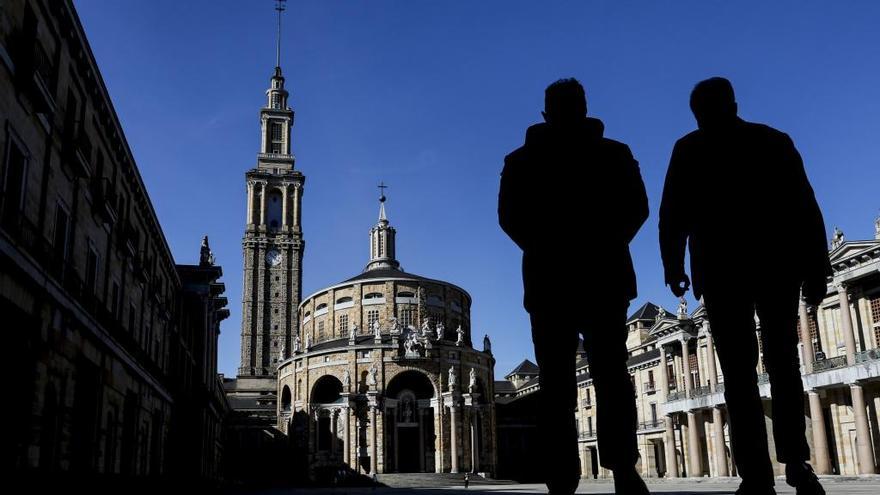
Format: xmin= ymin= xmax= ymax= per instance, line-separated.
xmin=384 ymin=370 xmax=436 ymax=473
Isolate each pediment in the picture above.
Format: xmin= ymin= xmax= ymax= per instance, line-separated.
xmin=828 ymin=239 xmax=880 ymax=267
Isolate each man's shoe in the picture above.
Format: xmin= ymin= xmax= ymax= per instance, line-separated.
xmin=785 ymin=462 xmax=825 ymax=495
xmin=613 ymin=468 xmax=649 ymax=495
xmin=734 ymin=480 xmax=776 ymax=495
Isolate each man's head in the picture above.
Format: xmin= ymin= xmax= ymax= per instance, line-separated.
xmin=690 ymin=77 xmax=738 ymax=131
xmin=543 ymin=78 xmax=587 ymax=126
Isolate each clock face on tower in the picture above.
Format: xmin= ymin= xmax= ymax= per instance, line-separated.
xmin=266 ymin=249 xmax=282 ymax=267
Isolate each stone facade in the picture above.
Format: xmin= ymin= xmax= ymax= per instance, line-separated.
xmin=277 ymin=198 xmax=497 ymax=478
xmin=1 ymin=0 xmax=229 ymax=486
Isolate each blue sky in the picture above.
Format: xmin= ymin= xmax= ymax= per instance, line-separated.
xmin=73 ymin=1 xmax=880 ymax=378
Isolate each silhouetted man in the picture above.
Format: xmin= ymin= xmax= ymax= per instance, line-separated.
xmin=499 ymin=79 xmax=649 ymax=495
xmin=659 ymin=77 xmax=830 ymax=495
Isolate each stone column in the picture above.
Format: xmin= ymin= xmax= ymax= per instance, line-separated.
xmin=293 ymin=182 xmax=302 ymax=230
xmin=681 ymin=338 xmax=692 ymax=397
xmin=281 ymin=182 xmax=289 ymax=228
xmin=837 ymin=283 xmax=858 ymax=365
xmin=807 ymin=391 xmax=831 ymax=474
xmin=331 ymin=409 xmax=339 ymax=455
xmin=660 ymin=346 xmax=680 ymax=477
xmin=664 ymin=416 xmax=679 ymax=478
xmin=705 ymin=329 xmax=719 ymax=391
xmin=798 ymin=298 xmax=814 ymax=373
xmin=712 ymin=407 xmax=728 ymax=476
xmin=246 ymin=180 xmax=255 ymax=224
xmin=370 ymin=405 xmax=378 ymax=474
xmin=850 ymin=384 xmax=877 ymax=474
xmin=343 ymin=406 xmax=351 ymax=466
xmin=450 ymin=403 xmax=460 ymax=473
xmin=259 ymin=181 xmax=267 ymax=226
xmin=434 ymin=404 xmax=443 ymax=473
xmin=687 ymin=411 xmax=702 ymax=477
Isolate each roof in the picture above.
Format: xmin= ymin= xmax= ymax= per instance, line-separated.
xmin=627 ymin=302 xmax=660 ymax=323
xmin=494 ymin=380 xmax=516 ymax=394
xmin=627 ymin=348 xmax=661 ymax=367
xmin=506 ymin=359 xmax=539 ymax=377
xmin=343 ymin=267 xmax=431 ymax=283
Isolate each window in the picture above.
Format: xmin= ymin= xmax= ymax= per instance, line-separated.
xmin=587 ymin=417 xmax=593 ymax=436
xmin=2 ymin=136 xmax=28 ymax=222
xmin=650 ymin=403 xmax=658 ymax=423
xmin=85 ymin=241 xmax=99 ymax=294
xmin=397 ymin=291 xmax=415 ymax=298
xmin=52 ymin=203 xmax=70 ymax=263
xmin=336 ymin=296 xmax=353 ymax=304
xmin=367 ymin=309 xmax=379 ymax=330
xmin=270 ymin=122 xmax=284 ymax=154
xmin=110 ymin=281 xmax=120 ymax=318
xmin=128 ymin=303 xmax=137 ymax=333
xmin=364 ymin=292 xmax=383 ymax=300
xmin=870 ymin=295 xmax=880 ymax=350
xmin=338 ymin=314 xmax=348 ymax=335
xmin=399 ymin=307 xmax=414 ymax=328
xmin=318 ymin=321 xmax=324 ymax=341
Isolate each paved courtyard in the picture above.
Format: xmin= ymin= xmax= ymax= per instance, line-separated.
xmin=230 ymin=478 xmax=880 ymax=494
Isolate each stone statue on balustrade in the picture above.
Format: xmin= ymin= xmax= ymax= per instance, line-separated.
xmin=342 ymin=369 xmax=351 ymax=390
xmin=483 ymin=334 xmax=492 ymax=354
xmin=420 ymin=318 xmax=432 ymax=338
xmin=367 ymin=363 xmax=378 ymax=389
xmin=293 ymin=334 xmax=301 ymax=353
xmin=372 ymin=319 xmax=381 ymax=339
xmin=389 ymin=316 xmax=401 ymax=334
xmin=435 ymin=322 xmax=445 ymax=341
xmin=469 ymin=367 xmax=477 ymax=393
xmin=349 ymin=323 xmax=357 ymax=343
xmin=448 ymin=366 xmax=457 ymax=391
xmin=456 ymin=325 xmax=465 ymax=346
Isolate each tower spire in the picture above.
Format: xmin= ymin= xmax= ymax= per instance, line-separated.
xmin=365 ymin=182 xmax=400 ymax=272
xmin=275 ymin=0 xmax=286 ymax=69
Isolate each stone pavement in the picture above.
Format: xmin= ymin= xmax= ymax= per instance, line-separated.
xmin=231 ymin=477 xmax=880 ymax=494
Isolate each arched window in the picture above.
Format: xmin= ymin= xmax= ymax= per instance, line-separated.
xmin=316 ymin=303 xmax=327 ymax=311
xmin=364 ymin=292 xmax=383 ymax=300
xmin=397 ymin=291 xmax=415 ymax=298
xmin=267 ymin=190 xmax=283 ymax=230
xmin=281 ymin=386 xmax=292 ymax=413
xmin=336 ymin=296 xmax=353 ymax=304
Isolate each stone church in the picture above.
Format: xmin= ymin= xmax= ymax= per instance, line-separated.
xmin=277 ymin=195 xmax=497 ymax=477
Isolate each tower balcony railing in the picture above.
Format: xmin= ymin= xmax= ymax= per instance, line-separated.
xmin=581 ymin=398 xmax=592 ymax=408
xmin=638 ymin=419 xmax=663 ymax=431
xmin=579 ymin=430 xmax=596 ymax=440
xmin=812 ymin=355 xmax=848 ymax=372
xmin=643 ymin=381 xmax=656 ymax=394
xmin=854 ymin=348 xmax=880 ymax=364
xmin=667 ymin=390 xmax=687 ymax=402
xmin=689 ymin=385 xmax=713 ymax=399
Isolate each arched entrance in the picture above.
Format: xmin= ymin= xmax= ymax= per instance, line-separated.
xmin=385 ymin=370 xmax=436 ymax=472
xmin=310 ymin=375 xmax=344 ymax=458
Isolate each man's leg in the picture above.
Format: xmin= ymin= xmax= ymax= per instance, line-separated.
xmin=755 ymin=287 xmax=810 ymax=464
xmin=703 ymin=292 xmax=775 ymax=489
xmin=581 ymin=302 xmax=638 ymax=472
xmin=530 ymin=311 xmax=580 ymax=493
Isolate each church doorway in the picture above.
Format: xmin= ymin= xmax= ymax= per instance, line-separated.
xmin=385 ymin=370 xmax=436 ymax=473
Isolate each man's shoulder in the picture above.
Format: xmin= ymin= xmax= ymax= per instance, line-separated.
xmin=742 ymin=120 xmax=792 ymax=143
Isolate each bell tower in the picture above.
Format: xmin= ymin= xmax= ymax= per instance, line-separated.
xmin=238 ymin=0 xmax=304 ymax=377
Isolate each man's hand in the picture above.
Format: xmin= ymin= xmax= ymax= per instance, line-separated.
xmin=667 ymin=273 xmax=691 ymax=298
xmin=802 ymin=274 xmax=828 ymax=306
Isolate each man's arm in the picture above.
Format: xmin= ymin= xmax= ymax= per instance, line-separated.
xmin=618 ymin=144 xmax=649 ymax=244
xmin=659 ymin=140 xmax=691 ymax=294
xmin=784 ymin=135 xmax=832 ymax=303
xmin=498 ymin=149 xmax=531 ymax=251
